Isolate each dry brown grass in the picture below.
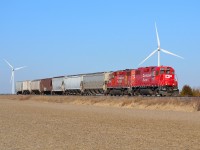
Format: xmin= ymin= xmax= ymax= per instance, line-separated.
xmin=1 ymin=95 xmax=199 ymax=112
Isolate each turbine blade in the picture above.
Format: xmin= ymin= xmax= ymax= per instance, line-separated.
xmin=155 ymin=22 xmax=160 ymax=49
xmin=161 ymin=49 xmax=184 ymax=59
xmin=4 ymin=59 xmax=13 ymax=69
xmin=138 ymin=49 xmax=157 ymax=66
xmin=15 ymin=66 xmax=27 ymax=71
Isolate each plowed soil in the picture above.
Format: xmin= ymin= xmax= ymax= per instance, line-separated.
xmin=0 ymin=96 xmax=200 ymax=149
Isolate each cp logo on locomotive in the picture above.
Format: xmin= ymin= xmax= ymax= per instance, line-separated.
xmin=165 ymin=75 xmax=172 ymax=78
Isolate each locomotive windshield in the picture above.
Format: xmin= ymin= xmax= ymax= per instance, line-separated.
xmin=166 ymin=69 xmax=170 ymax=74
xmin=160 ymin=68 xmax=165 ymax=74
xmin=159 ymin=68 xmax=173 ymax=75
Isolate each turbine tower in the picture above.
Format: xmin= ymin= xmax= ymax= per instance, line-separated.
xmin=4 ymin=59 xmax=26 ymax=94
xmin=139 ymin=23 xmax=184 ymax=66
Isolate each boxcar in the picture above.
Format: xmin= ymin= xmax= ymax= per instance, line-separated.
xmin=64 ymin=75 xmax=83 ymax=95
xmin=82 ymin=72 xmax=111 ymax=95
xmin=52 ymin=76 xmax=65 ymax=95
xmin=16 ymin=81 xmax=23 ymax=94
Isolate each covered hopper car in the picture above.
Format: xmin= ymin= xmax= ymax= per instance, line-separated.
xmin=64 ymin=75 xmax=83 ymax=95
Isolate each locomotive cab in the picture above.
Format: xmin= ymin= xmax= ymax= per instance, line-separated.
xmin=156 ymin=66 xmax=179 ymax=96
xmin=133 ymin=66 xmax=179 ymax=96
xmin=158 ymin=67 xmax=177 ymax=86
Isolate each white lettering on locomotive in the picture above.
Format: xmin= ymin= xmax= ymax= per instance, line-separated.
xmin=142 ymin=78 xmax=148 ymax=82
xmin=143 ymin=74 xmax=151 ymax=78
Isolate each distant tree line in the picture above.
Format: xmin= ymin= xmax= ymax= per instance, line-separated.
xmin=180 ymin=85 xmax=200 ymax=97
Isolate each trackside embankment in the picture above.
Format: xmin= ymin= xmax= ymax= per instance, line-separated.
xmin=0 ymin=95 xmax=199 ymax=112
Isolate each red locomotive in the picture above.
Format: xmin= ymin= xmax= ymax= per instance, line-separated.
xmin=107 ymin=66 xmax=179 ymax=96
xmin=107 ymin=69 xmax=131 ymax=96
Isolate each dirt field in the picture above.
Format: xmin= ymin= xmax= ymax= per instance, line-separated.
xmin=0 ymin=96 xmax=200 ymax=149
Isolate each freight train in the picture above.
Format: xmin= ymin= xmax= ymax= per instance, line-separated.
xmin=16 ymin=66 xmax=179 ymax=96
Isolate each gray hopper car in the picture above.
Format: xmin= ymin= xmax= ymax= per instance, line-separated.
xmin=82 ymin=72 xmax=111 ymax=95
xmin=52 ymin=76 xmax=65 ymax=95
xmin=64 ymin=75 xmax=83 ymax=95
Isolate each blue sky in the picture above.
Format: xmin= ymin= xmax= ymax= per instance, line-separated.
xmin=0 ymin=0 xmax=200 ymax=93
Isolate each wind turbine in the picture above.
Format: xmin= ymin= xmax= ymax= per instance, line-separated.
xmin=139 ymin=23 xmax=184 ymax=66
xmin=4 ymin=59 xmax=26 ymax=94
